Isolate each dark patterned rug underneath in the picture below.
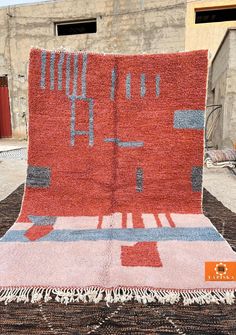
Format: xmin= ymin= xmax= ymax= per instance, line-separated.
xmin=0 ymin=185 xmax=235 ymax=335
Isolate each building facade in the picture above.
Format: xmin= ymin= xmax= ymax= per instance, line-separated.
xmin=0 ymin=0 xmax=235 ymax=148
xmin=210 ymin=28 xmax=236 ymax=149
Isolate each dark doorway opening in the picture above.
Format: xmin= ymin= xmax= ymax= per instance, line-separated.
xmin=0 ymin=76 xmax=12 ymax=138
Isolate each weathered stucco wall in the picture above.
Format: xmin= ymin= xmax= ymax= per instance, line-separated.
xmin=211 ymin=29 xmax=236 ymax=149
xmin=0 ymin=0 xmax=186 ymax=138
xmin=185 ymin=0 xmax=236 ymax=61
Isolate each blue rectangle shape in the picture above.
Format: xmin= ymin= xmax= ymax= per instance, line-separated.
xmin=28 ymin=215 xmax=56 ymax=226
xmin=104 ymin=139 xmax=144 ymax=148
xmin=174 ymin=110 xmax=204 ymax=129
xmin=191 ymin=166 xmax=203 ymax=192
xmin=118 ymin=141 xmax=144 ymax=148
xmin=136 ymin=167 xmax=143 ymax=192
xmin=26 ymin=166 xmax=51 ymax=188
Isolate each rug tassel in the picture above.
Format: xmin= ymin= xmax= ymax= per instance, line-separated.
xmin=0 ymin=287 xmax=235 ymax=305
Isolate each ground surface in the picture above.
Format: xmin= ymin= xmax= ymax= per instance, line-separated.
xmin=203 ymin=167 xmax=236 ymax=213
xmin=0 ymin=139 xmax=27 ymax=201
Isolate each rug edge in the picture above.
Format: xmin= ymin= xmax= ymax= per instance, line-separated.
xmin=0 ymin=286 xmax=235 ymax=306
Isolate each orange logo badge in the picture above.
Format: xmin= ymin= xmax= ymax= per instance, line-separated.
xmin=205 ymin=262 xmax=236 ymax=281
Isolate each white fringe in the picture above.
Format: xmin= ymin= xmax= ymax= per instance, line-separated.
xmin=0 ymin=287 xmax=235 ymax=306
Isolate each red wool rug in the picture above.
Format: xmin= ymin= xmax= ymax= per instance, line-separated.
xmin=0 ymin=49 xmax=235 ymax=305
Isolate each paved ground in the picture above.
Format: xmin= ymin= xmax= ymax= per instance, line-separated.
xmin=0 ymin=138 xmax=27 ymax=152
xmin=0 ymin=139 xmax=236 ymax=213
xmin=203 ymin=166 xmax=236 ymax=213
xmin=0 ymin=139 xmax=27 ymax=201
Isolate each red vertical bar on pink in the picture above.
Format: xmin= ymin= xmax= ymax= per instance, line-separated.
xmin=122 ymin=213 xmax=127 ymax=229
xmin=132 ymin=213 xmax=144 ymax=228
xmin=166 ymin=213 xmax=176 ymax=228
xmin=97 ymin=215 xmax=103 ymax=229
xmin=154 ymin=214 xmax=162 ymax=227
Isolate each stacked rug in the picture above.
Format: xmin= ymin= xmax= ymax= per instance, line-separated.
xmin=0 ymin=49 xmax=235 ymax=305
xmin=205 ymin=149 xmax=236 ymax=169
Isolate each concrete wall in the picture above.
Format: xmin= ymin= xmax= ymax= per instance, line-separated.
xmin=0 ymin=0 xmax=186 ymax=138
xmin=211 ymin=29 xmax=236 ymax=149
xmin=224 ymin=29 xmax=236 ymax=148
xmin=185 ymin=0 xmax=236 ymax=149
xmin=185 ymin=0 xmax=236 ymax=61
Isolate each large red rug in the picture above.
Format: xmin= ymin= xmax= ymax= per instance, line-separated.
xmin=0 ymin=49 xmax=235 ymax=305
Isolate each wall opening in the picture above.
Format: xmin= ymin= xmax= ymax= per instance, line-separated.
xmin=195 ymin=7 xmax=236 ymax=24
xmin=0 ymin=75 xmax=12 ymax=138
xmin=55 ymin=19 xmax=97 ymax=36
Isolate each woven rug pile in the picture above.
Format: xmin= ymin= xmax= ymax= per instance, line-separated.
xmin=0 ymin=49 xmax=235 ymax=305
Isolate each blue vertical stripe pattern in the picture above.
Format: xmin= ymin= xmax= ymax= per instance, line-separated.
xmin=156 ymin=75 xmax=160 ymax=97
xmin=140 ymin=73 xmax=146 ymax=97
xmin=81 ymin=53 xmax=88 ymax=98
xmin=73 ymin=54 xmax=79 ymax=96
xmin=40 ymin=50 xmax=47 ymax=89
xmin=66 ymin=54 xmax=71 ymax=96
xmin=57 ymin=52 xmax=65 ymax=90
xmin=88 ymin=99 xmax=94 ymax=146
xmin=70 ymin=98 xmax=76 ymax=146
xmin=50 ymin=52 xmax=56 ymax=91
xmin=110 ymin=67 xmax=117 ymax=100
xmin=126 ymin=73 xmax=131 ymax=99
